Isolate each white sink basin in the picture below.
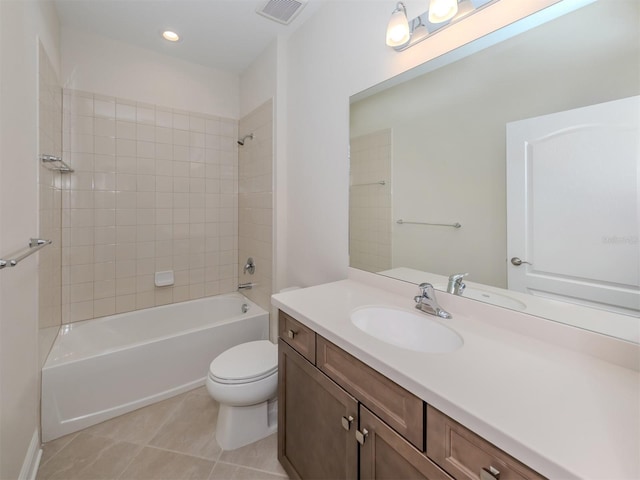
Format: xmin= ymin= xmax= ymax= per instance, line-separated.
xmin=350 ymin=306 xmax=463 ymax=353
xmin=463 ymin=288 xmax=527 ymax=310
xmin=434 ymin=285 xmax=527 ymax=311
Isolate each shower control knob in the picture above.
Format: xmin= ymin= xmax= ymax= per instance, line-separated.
xmin=243 ymin=257 xmax=255 ymax=275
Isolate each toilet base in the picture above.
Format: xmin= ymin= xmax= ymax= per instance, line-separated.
xmin=215 ymin=400 xmax=277 ymax=450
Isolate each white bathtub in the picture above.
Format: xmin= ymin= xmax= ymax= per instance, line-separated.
xmin=41 ymin=293 xmax=269 ymax=442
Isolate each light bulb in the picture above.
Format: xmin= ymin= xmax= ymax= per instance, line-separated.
xmin=386 ymin=3 xmax=410 ymax=48
xmin=162 ymin=31 xmax=180 ymax=42
xmin=428 ymin=0 xmax=458 ymax=24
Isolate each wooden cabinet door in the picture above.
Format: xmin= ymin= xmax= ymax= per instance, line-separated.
xmin=278 ymin=339 xmax=358 ymax=480
xmin=426 ymin=406 xmax=546 ymax=480
xmin=359 ymin=406 xmax=452 ymax=480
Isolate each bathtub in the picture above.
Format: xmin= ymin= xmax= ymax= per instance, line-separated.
xmin=41 ymin=293 xmax=269 ymax=442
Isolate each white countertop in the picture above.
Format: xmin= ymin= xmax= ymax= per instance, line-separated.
xmin=272 ymin=271 xmax=640 ymax=479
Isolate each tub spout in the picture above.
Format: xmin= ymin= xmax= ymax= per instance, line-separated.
xmin=238 ymin=282 xmax=255 ymax=290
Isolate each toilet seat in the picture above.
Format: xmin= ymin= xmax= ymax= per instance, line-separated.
xmin=208 ymin=340 xmax=277 ymax=385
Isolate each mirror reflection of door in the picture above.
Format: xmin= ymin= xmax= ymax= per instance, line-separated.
xmin=507 ymin=96 xmax=639 ymax=316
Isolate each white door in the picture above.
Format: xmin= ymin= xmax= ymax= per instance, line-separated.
xmin=506 ymin=96 xmax=639 ymax=316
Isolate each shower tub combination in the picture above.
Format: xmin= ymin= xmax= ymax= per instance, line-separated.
xmin=41 ymin=293 xmax=269 ymax=442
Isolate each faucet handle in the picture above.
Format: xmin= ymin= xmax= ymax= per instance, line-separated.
xmin=418 ymin=282 xmax=435 ymax=297
xmin=449 ymin=273 xmax=468 ymax=282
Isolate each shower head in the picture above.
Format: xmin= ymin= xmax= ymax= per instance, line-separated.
xmin=237 ymin=133 xmax=254 ymax=146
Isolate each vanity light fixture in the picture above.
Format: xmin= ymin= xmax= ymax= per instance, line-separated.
xmin=386 ymin=2 xmax=411 ymax=48
xmin=162 ymin=30 xmax=180 ymax=42
xmin=428 ymin=0 xmax=458 ymax=23
xmin=386 ymin=0 xmax=499 ymax=52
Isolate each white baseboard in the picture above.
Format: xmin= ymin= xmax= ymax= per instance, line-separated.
xmin=18 ymin=430 xmax=42 ymax=480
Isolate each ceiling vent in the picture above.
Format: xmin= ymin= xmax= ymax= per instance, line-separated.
xmin=256 ymin=0 xmax=306 ymax=25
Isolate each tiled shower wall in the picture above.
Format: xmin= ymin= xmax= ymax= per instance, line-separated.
xmin=38 ymin=43 xmax=63 ymax=331
xmin=237 ymin=99 xmax=273 ymax=311
xmin=349 ymin=129 xmax=392 ymax=273
xmin=62 ymin=89 xmax=239 ymax=323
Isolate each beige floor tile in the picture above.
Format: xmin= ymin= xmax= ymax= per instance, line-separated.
xmin=188 ymin=386 xmax=210 ymax=397
xmin=83 ymin=394 xmax=185 ymax=445
xmin=209 ymin=463 xmax=288 ymax=480
xmin=39 ymin=432 xmax=78 ymax=466
xmin=218 ymin=434 xmax=286 ymax=476
xmin=119 ymin=446 xmax=214 ymax=480
xmin=36 ymin=433 xmax=141 ymax=480
xmin=148 ymin=389 xmax=222 ymax=460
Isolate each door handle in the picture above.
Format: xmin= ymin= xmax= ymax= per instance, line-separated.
xmin=510 ymin=257 xmax=532 ymax=266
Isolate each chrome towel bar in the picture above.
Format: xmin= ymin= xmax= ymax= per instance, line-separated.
xmin=0 ymin=238 xmax=52 ymax=269
xmin=351 ymin=180 xmax=386 ymax=187
xmin=396 ymin=219 xmax=462 ymax=228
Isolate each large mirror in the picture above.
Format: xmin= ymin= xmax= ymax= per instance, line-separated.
xmin=349 ymin=0 xmax=640 ymax=342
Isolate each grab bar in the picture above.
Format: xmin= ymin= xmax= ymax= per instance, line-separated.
xmin=0 ymin=238 xmax=52 ymax=269
xmin=396 ymin=219 xmax=462 ymax=228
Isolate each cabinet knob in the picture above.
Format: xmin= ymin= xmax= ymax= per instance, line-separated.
xmin=287 ymin=329 xmax=296 ymax=339
xmin=355 ymin=428 xmax=369 ymax=445
xmin=480 ymin=466 xmax=500 ymax=480
xmin=341 ymin=415 xmax=354 ymax=431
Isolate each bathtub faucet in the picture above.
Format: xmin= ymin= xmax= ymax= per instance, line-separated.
xmin=238 ymin=282 xmax=255 ymax=290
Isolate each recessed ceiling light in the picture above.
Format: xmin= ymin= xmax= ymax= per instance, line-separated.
xmin=162 ymin=31 xmax=180 ymax=42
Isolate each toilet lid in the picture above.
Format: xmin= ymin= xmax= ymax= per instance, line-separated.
xmin=209 ymin=340 xmax=277 ymax=384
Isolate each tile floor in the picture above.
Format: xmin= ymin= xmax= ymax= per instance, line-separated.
xmin=37 ymin=387 xmax=288 ymax=480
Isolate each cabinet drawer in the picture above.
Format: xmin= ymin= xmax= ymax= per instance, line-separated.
xmin=426 ymin=406 xmax=546 ymax=480
xmin=279 ymin=311 xmax=316 ymax=363
xmin=317 ymin=335 xmax=424 ymax=450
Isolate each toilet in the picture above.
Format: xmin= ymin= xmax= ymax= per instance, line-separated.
xmin=206 ymin=339 xmax=278 ymax=450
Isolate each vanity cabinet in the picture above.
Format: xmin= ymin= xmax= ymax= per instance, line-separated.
xmin=278 ymin=310 xmax=546 ymax=480
xmin=278 ymin=311 xmax=447 ymax=480
xmin=278 ymin=339 xmax=358 ymax=478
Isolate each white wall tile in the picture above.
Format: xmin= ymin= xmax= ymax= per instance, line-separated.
xmin=62 ymin=89 xmax=239 ymax=322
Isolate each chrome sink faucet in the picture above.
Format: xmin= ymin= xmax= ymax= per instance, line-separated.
xmin=447 ymin=273 xmax=468 ymax=296
xmin=414 ymin=283 xmax=452 ymax=319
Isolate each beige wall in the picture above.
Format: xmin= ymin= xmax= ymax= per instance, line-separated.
xmin=282 ymin=0 xmax=566 ymax=289
xmin=61 ymin=89 xmax=239 ymax=322
xmin=238 ymin=99 xmax=273 ymax=313
xmin=0 ymin=1 xmax=60 ymax=477
xmin=62 ymin=28 xmax=239 ymax=120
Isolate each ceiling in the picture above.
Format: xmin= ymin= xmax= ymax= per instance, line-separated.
xmin=53 ymin=0 xmax=323 ymax=74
